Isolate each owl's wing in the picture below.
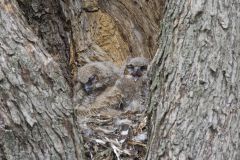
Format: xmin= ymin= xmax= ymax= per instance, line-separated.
xmin=75 ymin=86 xmax=124 ymax=117
xmin=93 ymin=86 xmax=124 ymax=110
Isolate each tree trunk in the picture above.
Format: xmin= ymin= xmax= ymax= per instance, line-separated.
xmin=147 ymin=0 xmax=240 ymax=159
xmin=0 ymin=1 xmax=85 ymax=159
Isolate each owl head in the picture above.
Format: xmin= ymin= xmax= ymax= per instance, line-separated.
xmin=77 ymin=62 xmax=120 ymax=94
xmin=124 ymin=57 xmax=149 ymax=81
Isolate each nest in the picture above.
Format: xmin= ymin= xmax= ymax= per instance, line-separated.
xmin=77 ymin=108 xmax=148 ymax=160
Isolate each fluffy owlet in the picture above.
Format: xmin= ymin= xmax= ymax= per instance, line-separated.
xmin=73 ymin=61 xmax=120 ymax=108
xmin=116 ymin=56 xmax=150 ymax=112
xmin=77 ymin=62 xmax=119 ymax=94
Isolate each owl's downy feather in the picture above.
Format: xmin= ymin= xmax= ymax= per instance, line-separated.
xmin=74 ymin=61 xmax=121 ymax=115
xmin=123 ymin=57 xmax=149 ymax=81
xmin=116 ymin=57 xmax=149 ymax=112
xmin=77 ymin=61 xmax=120 ymax=94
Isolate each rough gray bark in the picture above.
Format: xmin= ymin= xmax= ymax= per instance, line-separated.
xmin=0 ymin=1 xmax=84 ymax=159
xmin=16 ymin=0 xmax=75 ymax=85
xmin=147 ymin=0 xmax=240 ymax=159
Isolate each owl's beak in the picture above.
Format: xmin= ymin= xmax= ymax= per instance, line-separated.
xmin=131 ymin=68 xmax=142 ymax=81
xmin=83 ymin=84 xmax=93 ymax=94
xmin=133 ymin=77 xmax=139 ymax=81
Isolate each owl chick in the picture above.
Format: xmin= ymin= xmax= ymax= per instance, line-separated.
xmin=116 ymin=57 xmax=150 ymax=112
xmin=77 ymin=61 xmax=120 ymax=94
xmin=74 ymin=61 xmax=120 ymax=115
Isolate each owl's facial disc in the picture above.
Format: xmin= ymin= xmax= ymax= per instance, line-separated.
xmin=127 ymin=65 xmax=147 ymax=81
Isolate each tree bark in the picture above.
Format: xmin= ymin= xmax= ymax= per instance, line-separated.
xmin=0 ymin=1 xmax=84 ymax=159
xmin=16 ymin=0 xmax=75 ymax=86
xmin=147 ymin=0 xmax=240 ymax=159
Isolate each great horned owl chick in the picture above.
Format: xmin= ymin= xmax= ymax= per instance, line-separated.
xmin=116 ymin=57 xmax=149 ymax=112
xmin=77 ymin=61 xmax=119 ymax=94
xmin=74 ymin=61 xmax=120 ymax=113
